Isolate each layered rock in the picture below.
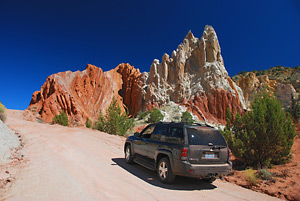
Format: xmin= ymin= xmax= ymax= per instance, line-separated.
xmin=28 ymin=63 xmax=142 ymax=125
xmin=234 ymin=72 xmax=296 ymax=108
xmin=27 ymin=25 xmax=246 ymax=125
xmin=142 ymin=25 xmax=246 ymax=123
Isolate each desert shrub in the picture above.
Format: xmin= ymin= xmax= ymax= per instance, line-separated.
xmin=222 ymin=92 xmax=296 ymax=168
xmin=238 ymin=71 xmax=247 ymax=76
xmin=243 ymin=169 xmax=258 ymax=186
xmin=147 ymin=108 xmax=164 ymax=123
xmin=181 ymin=111 xmax=194 ymax=124
xmin=0 ymin=101 xmax=6 ymax=122
xmin=257 ymin=169 xmax=273 ymax=181
xmin=85 ymin=118 xmax=92 ymax=128
xmin=137 ymin=110 xmax=150 ymax=120
xmin=94 ymin=97 xmax=134 ymax=136
xmin=52 ymin=110 xmax=69 ymax=126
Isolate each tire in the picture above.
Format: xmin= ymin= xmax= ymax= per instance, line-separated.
xmin=202 ymin=177 xmax=216 ymax=183
xmin=125 ymin=145 xmax=134 ymax=164
xmin=157 ymin=157 xmax=176 ymax=184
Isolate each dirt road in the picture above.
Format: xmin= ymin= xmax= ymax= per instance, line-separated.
xmin=2 ymin=110 xmax=281 ymax=201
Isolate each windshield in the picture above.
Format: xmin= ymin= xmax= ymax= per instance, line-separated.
xmin=187 ymin=127 xmax=227 ymax=146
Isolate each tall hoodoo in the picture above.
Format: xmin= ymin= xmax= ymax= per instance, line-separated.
xmin=143 ymin=25 xmax=246 ymax=123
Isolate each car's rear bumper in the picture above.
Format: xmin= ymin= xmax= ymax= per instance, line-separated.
xmin=172 ymin=159 xmax=232 ymax=178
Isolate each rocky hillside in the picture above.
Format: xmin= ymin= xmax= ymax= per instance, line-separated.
xmin=232 ymin=66 xmax=300 ymax=108
xmin=27 ymin=25 xmax=246 ymax=125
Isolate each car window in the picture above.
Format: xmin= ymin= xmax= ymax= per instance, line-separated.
xmin=166 ymin=127 xmax=184 ymax=144
xmin=141 ymin=125 xmax=155 ymax=138
xmin=151 ymin=125 xmax=168 ymax=141
xmin=187 ymin=127 xmax=227 ymax=146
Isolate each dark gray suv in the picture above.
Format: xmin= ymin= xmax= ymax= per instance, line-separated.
xmin=124 ymin=122 xmax=232 ymax=183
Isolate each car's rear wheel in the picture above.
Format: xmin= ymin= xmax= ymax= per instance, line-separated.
xmin=157 ymin=157 xmax=176 ymax=183
xmin=125 ymin=145 xmax=134 ymax=164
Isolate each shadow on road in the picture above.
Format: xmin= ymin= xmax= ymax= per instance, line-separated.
xmin=111 ymin=158 xmax=217 ymax=191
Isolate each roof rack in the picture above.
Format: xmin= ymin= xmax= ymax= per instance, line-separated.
xmin=157 ymin=121 xmax=214 ymax=128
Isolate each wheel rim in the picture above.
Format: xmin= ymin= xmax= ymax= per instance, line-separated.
xmin=159 ymin=161 xmax=168 ymax=179
xmin=125 ymin=147 xmax=130 ymax=161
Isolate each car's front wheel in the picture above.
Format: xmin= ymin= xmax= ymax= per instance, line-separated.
xmin=125 ymin=145 xmax=134 ymax=164
xmin=157 ymin=157 xmax=176 ymax=183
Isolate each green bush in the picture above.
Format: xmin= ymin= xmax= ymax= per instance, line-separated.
xmin=94 ymin=97 xmax=134 ymax=136
xmin=222 ymin=92 xmax=296 ymax=168
xmin=52 ymin=110 xmax=69 ymax=126
xmin=137 ymin=110 xmax=150 ymax=120
xmin=85 ymin=117 xmax=92 ymax=128
xmin=0 ymin=101 xmax=6 ymax=122
xmin=181 ymin=111 xmax=194 ymax=124
xmin=243 ymin=169 xmax=258 ymax=186
xmin=256 ymin=169 xmax=273 ymax=180
xmin=147 ymin=108 xmax=164 ymax=123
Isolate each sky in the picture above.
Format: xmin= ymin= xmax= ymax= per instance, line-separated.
xmin=0 ymin=0 xmax=300 ymax=110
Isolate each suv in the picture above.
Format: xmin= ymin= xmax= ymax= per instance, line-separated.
xmin=124 ymin=122 xmax=232 ymax=184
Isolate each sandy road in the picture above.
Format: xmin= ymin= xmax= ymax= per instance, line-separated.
xmin=2 ymin=110 xmax=281 ymax=201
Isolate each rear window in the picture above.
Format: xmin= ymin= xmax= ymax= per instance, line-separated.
xmin=187 ymin=127 xmax=227 ymax=146
xmin=165 ymin=127 xmax=184 ymax=144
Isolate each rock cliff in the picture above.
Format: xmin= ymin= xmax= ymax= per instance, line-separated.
xmin=27 ymin=25 xmax=246 ymax=125
xmin=28 ymin=63 xmax=142 ymax=125
xmin=233 ymin=72 xmax=296 ymax=108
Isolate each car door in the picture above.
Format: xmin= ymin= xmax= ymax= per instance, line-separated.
xmin=133 ymin=125 xmax=155 ymax=158
xmin=147 ymin=124 xmax=169 ymax=159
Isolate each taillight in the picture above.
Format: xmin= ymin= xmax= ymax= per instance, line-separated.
xmin=179 ymin=148 xmax=188 ymax=160
xmin=228 ymin=149 xmax=232 ymax=161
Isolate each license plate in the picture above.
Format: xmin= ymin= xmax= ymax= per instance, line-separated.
xmin=205 ymin=153 xmax=215 ymax=159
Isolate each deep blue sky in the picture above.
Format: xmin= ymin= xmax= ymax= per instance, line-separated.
xmin=1 ymin=0 xmax=300 ymax=110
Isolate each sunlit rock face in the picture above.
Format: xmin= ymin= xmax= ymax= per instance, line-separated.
xmin=27 ymin=63 xmax=142 ymax=125
xmin=142 ymin=25 xmax=246 ymax=123
xmin=235 ymin=72 xmax=296 ymax=109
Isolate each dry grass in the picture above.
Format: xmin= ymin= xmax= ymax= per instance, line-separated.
xmin=243 ymin=169 xmax=258 ymax=186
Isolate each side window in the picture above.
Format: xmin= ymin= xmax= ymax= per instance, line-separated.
xmin=141 ymin=125 xmax=155 ymax=139
xmin=151 ymin=125 xmax=168 ymax=141
xmin=166 ymin=127 xmax=184 ymax=144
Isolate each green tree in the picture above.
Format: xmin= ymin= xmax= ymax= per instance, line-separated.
xmin=52 ymin=110 xmax=69 ymax=126
xmin=181 ymin=111 xmax=194 ymax=124
xmin=147 ymin=108 xmax=164 ymax=123
xmin=222 ymin=92 xmax=296 ymax=168
xmin=85 ymin=117 xmax=92 ymax=128
xmin=94 ymin=97 xmax=134 ymax=136
xmin=0 ymin=101 xmax=6 ymax=122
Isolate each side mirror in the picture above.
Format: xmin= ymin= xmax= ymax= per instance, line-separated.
xmin=134 ymin=132 xmax=140 ymax=137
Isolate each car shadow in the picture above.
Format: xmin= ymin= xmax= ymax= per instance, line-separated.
xmin=111 ymin=158 xmax=217 ymax=191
